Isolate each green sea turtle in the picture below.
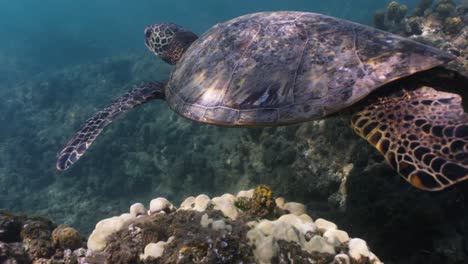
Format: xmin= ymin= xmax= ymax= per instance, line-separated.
xmin=57 ymin=11 xmax=467 ymax=191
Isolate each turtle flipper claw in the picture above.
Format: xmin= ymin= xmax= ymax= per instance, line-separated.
xmin=351 ymin=86 xmax=468 ymax=191
xmin=56 ymin=82 xmax=165 ymax=171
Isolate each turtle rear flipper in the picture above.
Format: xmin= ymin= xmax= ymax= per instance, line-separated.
xmin=351 ymin=86 xmax=467 ymax=191
xmin=56 ymin=82 xmax=165 ymax=171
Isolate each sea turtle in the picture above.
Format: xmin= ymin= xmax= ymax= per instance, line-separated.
xmin=56 ymin=11 xmax=468 ymax=191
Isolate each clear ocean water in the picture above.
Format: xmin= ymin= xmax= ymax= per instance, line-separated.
xmin=0 ymin=1 xmax=466 ymax=263
xmin=0 ymin=0 xmax=423 ymax=71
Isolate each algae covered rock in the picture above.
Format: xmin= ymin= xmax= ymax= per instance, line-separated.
xmin=20 ymin=216 xmax=56 ymax=260
xmin=406 ymin=16 xmax=424 ymax=35
xmin=0 ymin=241 xmax=30 ymax=264
xmin=444 ymin=16 xmax=463 ymax=33
xmin=83 ymin=186 xmax=382 ymax=264
xmin=413 ymin=0 xmax=434 ymax=16
xmin=372 ymin=1 xmax=410 ymax=31
xmin=51 ymin=224 xmax=82 ymax=250
xmin=0 ymin=211 xmax=87 ymax=263
xmin=373 ymin=9 xmax=387 ymax=30
xmin=249 ymin=185 xmax=276 ymax=218
xmin=387 ymin=1 xmax=409 ymax=23
xmin=0 ymin=211 xmax=22 ymax=243
xmin=435 ymin=0 xmax=456 ymax=17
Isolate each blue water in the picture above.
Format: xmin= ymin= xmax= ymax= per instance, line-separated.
xmin=0 ymin=0 xmax=465 ymax=262
xmin=0 ymin=0 xmax=422 ymax=71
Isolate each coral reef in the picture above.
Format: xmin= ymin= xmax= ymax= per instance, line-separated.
xmin=373 ymin=0 xmax=468 ymax=75
xmin=413 ymin=0 xmax=434 ymax=16
xmin=0 ymin=188 xmax=382 ymax=264
xmin=85 ymin=187 xmax=381 ymax=264
xmin=444 ymin=15 xmax=463 ymax=33
xmin=51 ymin=224 xmax=82 ymax=250
xmin=0 ymin=211 xmax=83 ymax=263
xmin=387 ymin=1 xmax=409 ymax=24
xmin=435 ymin=0 xmax=456 ymax=17
xmin=373 ymin=1 xmax=409 ymax=31
xmin=373 ymin=9 xmax=387 ymax=30
xmin=249 ymin=185 xmax=277 ymax=218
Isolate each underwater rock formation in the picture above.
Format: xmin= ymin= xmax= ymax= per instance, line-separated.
xmin=374 ymin=0 xmax=467 ymax=75
xmin=0 ymin=210 xmax=83 ymax=263
xmin=387 ymin=1 xmax=409 ymax=25
xmin=0 ymin=188 xmax=382 ymax=264
xmin=84 ymin=186 xmax=381 ymax=264
xmin=373 ymin=1 xmax=409 ymax=31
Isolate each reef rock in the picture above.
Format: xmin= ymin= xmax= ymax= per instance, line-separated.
xmin=0 ymin=187 xmax=383 ymax=263
xmin=0 ymin=211 xmax=85 ymax=264
xmin=374 ymin=0 xmax=468 ymax=76
xmin=82 ymin=186 xmax=381 ymax=264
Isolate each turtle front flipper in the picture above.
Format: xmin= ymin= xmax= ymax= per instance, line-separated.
xmin=351 ymin=86 xmax=467 ymax=191
xmin=56 ymin=82 xmax=165 ymax=171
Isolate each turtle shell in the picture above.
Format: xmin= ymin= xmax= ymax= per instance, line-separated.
xmin=165 ymin=11 xmax=453 ymax=126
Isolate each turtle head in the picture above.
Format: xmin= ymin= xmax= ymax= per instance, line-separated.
xmin=144 ymin=23 xmax=198 ymax=65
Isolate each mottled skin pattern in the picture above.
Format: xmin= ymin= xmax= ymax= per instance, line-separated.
xmin=352 ymin=87 xmax=467 ymax=191
xmin=144 ymin=24 xmax=198 ymax=65
xmin=167 ymin=12 xmax=452 ymax=125
xmin=56 ymin=12 xmax=468 ymax=191
xmin=56 ymin=82 xmax=164 ymax=171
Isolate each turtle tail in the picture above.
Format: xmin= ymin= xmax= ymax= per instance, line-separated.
xmin=56 ymin=82 xmax=165 ymax=171
xmin=350 ymin=86 xmax=467 ymax=191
